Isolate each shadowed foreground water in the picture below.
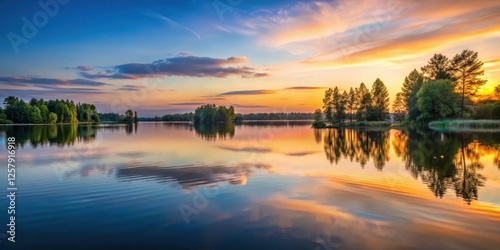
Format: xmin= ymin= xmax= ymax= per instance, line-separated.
xmin=0 ymin=122 xmax=499 ymax=249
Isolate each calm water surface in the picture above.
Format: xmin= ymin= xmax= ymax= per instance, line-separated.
xmin=0 ymin=122 xmax=499 ymax=249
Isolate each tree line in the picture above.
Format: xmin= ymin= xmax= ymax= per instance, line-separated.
xmin=150 ymin=113 xmax=194 ymax=122
xmin=236 ymin=112 xmax=314 ymax=121
xmin=99 ymin=110 xmax=138 ymax=124
xmin=0 ymin=96 xmax=100 ymax=124
xmin=146 ymin=108 xmax=315 ymax=122
xmin=315 ymin=78 xmax=390 ymax=127
xmin=393 ymin=49 xmax=499 ymax=124
xmin=143 ymin=105 xmax=235 ymax=123
xmin=314 ymin=49 xmax=499 ymax=127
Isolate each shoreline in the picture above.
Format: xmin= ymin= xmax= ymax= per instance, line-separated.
xmin=0 ymin=122 xmax=137 ymax=126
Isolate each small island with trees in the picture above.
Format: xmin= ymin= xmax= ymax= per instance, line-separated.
xmin=193 ymin=104 xmax=236 ymax=124
xmin=312 ymin=49 xmax=500 ymax=129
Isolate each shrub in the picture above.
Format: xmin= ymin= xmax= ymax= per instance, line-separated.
xmin=474 ymin=103 xmax=495 ymax=119
xmin=312 ymin=120 xmax=326 ymax=128
xmin=493 ymin=102 xmax=500 ymax=120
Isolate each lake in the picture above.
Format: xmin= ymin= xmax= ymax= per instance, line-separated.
xmin=1 ymin=122 xmax=499 ymax=249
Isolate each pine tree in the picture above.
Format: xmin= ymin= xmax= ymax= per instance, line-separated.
xmin=323 ymin=88 xmax=334 ymax=124
xmin=347 ymin=87 xmax=357 ymax=122
xmin=401 ymin=69 xmax=424 ymax=120
xmin=421 ymin=53 xmax=453 ymax=81
xmin=393 ymin=92 xmax=406 ymax=121
xmin=371 ymin=78 xmax=390 ymax=121
xmin=356 ymin=83 xmax=371 ymax=121
xmin=332 ymin=87 xmax=347 ymax=125
xmin=450 ymin=49 xmax=487 ymax=118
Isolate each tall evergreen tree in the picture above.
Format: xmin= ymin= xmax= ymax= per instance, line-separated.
xmin=346 ymin=87 xmax=357 ymax=122
xmin=401 ymin=69 xmax=424 ymax=120
xmin=371 ymin=78 xmax=390 ymax=121
xmin=356 ymin=83 xmax=372 ymax=121
xmin=393 ymin=92 xmax=406 ymax=121
xmin=313 ymin=109 xmax=322 ymax=121
xmin=332 ymin=87 xmax=347 ymax=125
xmin=421 ymin=53 xmax=453 ymax=81
xmin=323 ymin=88 xmax=334 ymax=124
xmin=450 ymin=49 xmax=487 ymax=118
xmin=125 ymin=109 xmax=134 ymax=123
xmin=134 ymin=111 xmax=139 ymax=123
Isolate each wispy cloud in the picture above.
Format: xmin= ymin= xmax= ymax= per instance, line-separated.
xmin=200 ymin=96 xmax=226 ymax=101
xmin=0 ymin=75 xmax=110 ymax=102
xmin=77 ymin=65 xmax=93 ymax=71
xmin=285 ymin=86 xmax=326 ymax=90
xmin=117 ymin=85 xmax=143 ymax=91
xmin=78 ymin=55 xmax=268 ymax=79
xmin=220 ymin=0 xmax=500 ymax=68
xmin=218 ymin=90 xmax=277 ymax=96
xmin=144 ymin=11 xmax=200 ymax=39
xmin=169 ymin=102 xmax=207 ymax=106
xmin=230 ymin=104 xmax=269 ymax=108
xmin=216 ymin=86 xmax=325 ymax=96
xmin=0 ymin=76 xmax=108 ymax=87
xmin=80 ymin=71 xmax=139 ymax=80
xmin=0 ymin=88 xmax=105 ymax=101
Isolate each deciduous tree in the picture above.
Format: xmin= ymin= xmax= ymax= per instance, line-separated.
xmin=417 ymin=80 xmax=459 ymax=121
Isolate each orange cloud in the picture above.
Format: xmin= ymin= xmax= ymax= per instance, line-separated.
xmin=221 ymin=0 xmax=500 ymax=68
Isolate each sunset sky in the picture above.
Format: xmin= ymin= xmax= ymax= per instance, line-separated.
xmin=1 ymin=0 xmax=499 ymax=116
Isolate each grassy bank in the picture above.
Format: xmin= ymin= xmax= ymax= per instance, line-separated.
xmin=429 ymin=120 xmax=500 ymax=132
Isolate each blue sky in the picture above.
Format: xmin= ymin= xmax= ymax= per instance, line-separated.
xmin=1 ymin=0 xmax=499 ymax=116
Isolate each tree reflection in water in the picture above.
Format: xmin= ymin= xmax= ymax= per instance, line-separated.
xmin=323 ymin=128 xmax=499 ymax=204
xmin=0 ymin=124 xmax=138 ymax=148
xmin=194 ymin=123 xmax=235 ymax=141
xmin=322 ymin=128 xmax=390 ymax=170
xmin=0 ymin=124 xmax=97 ymax=147
xmin=391 ymin=130 xmax=492 ymax=204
